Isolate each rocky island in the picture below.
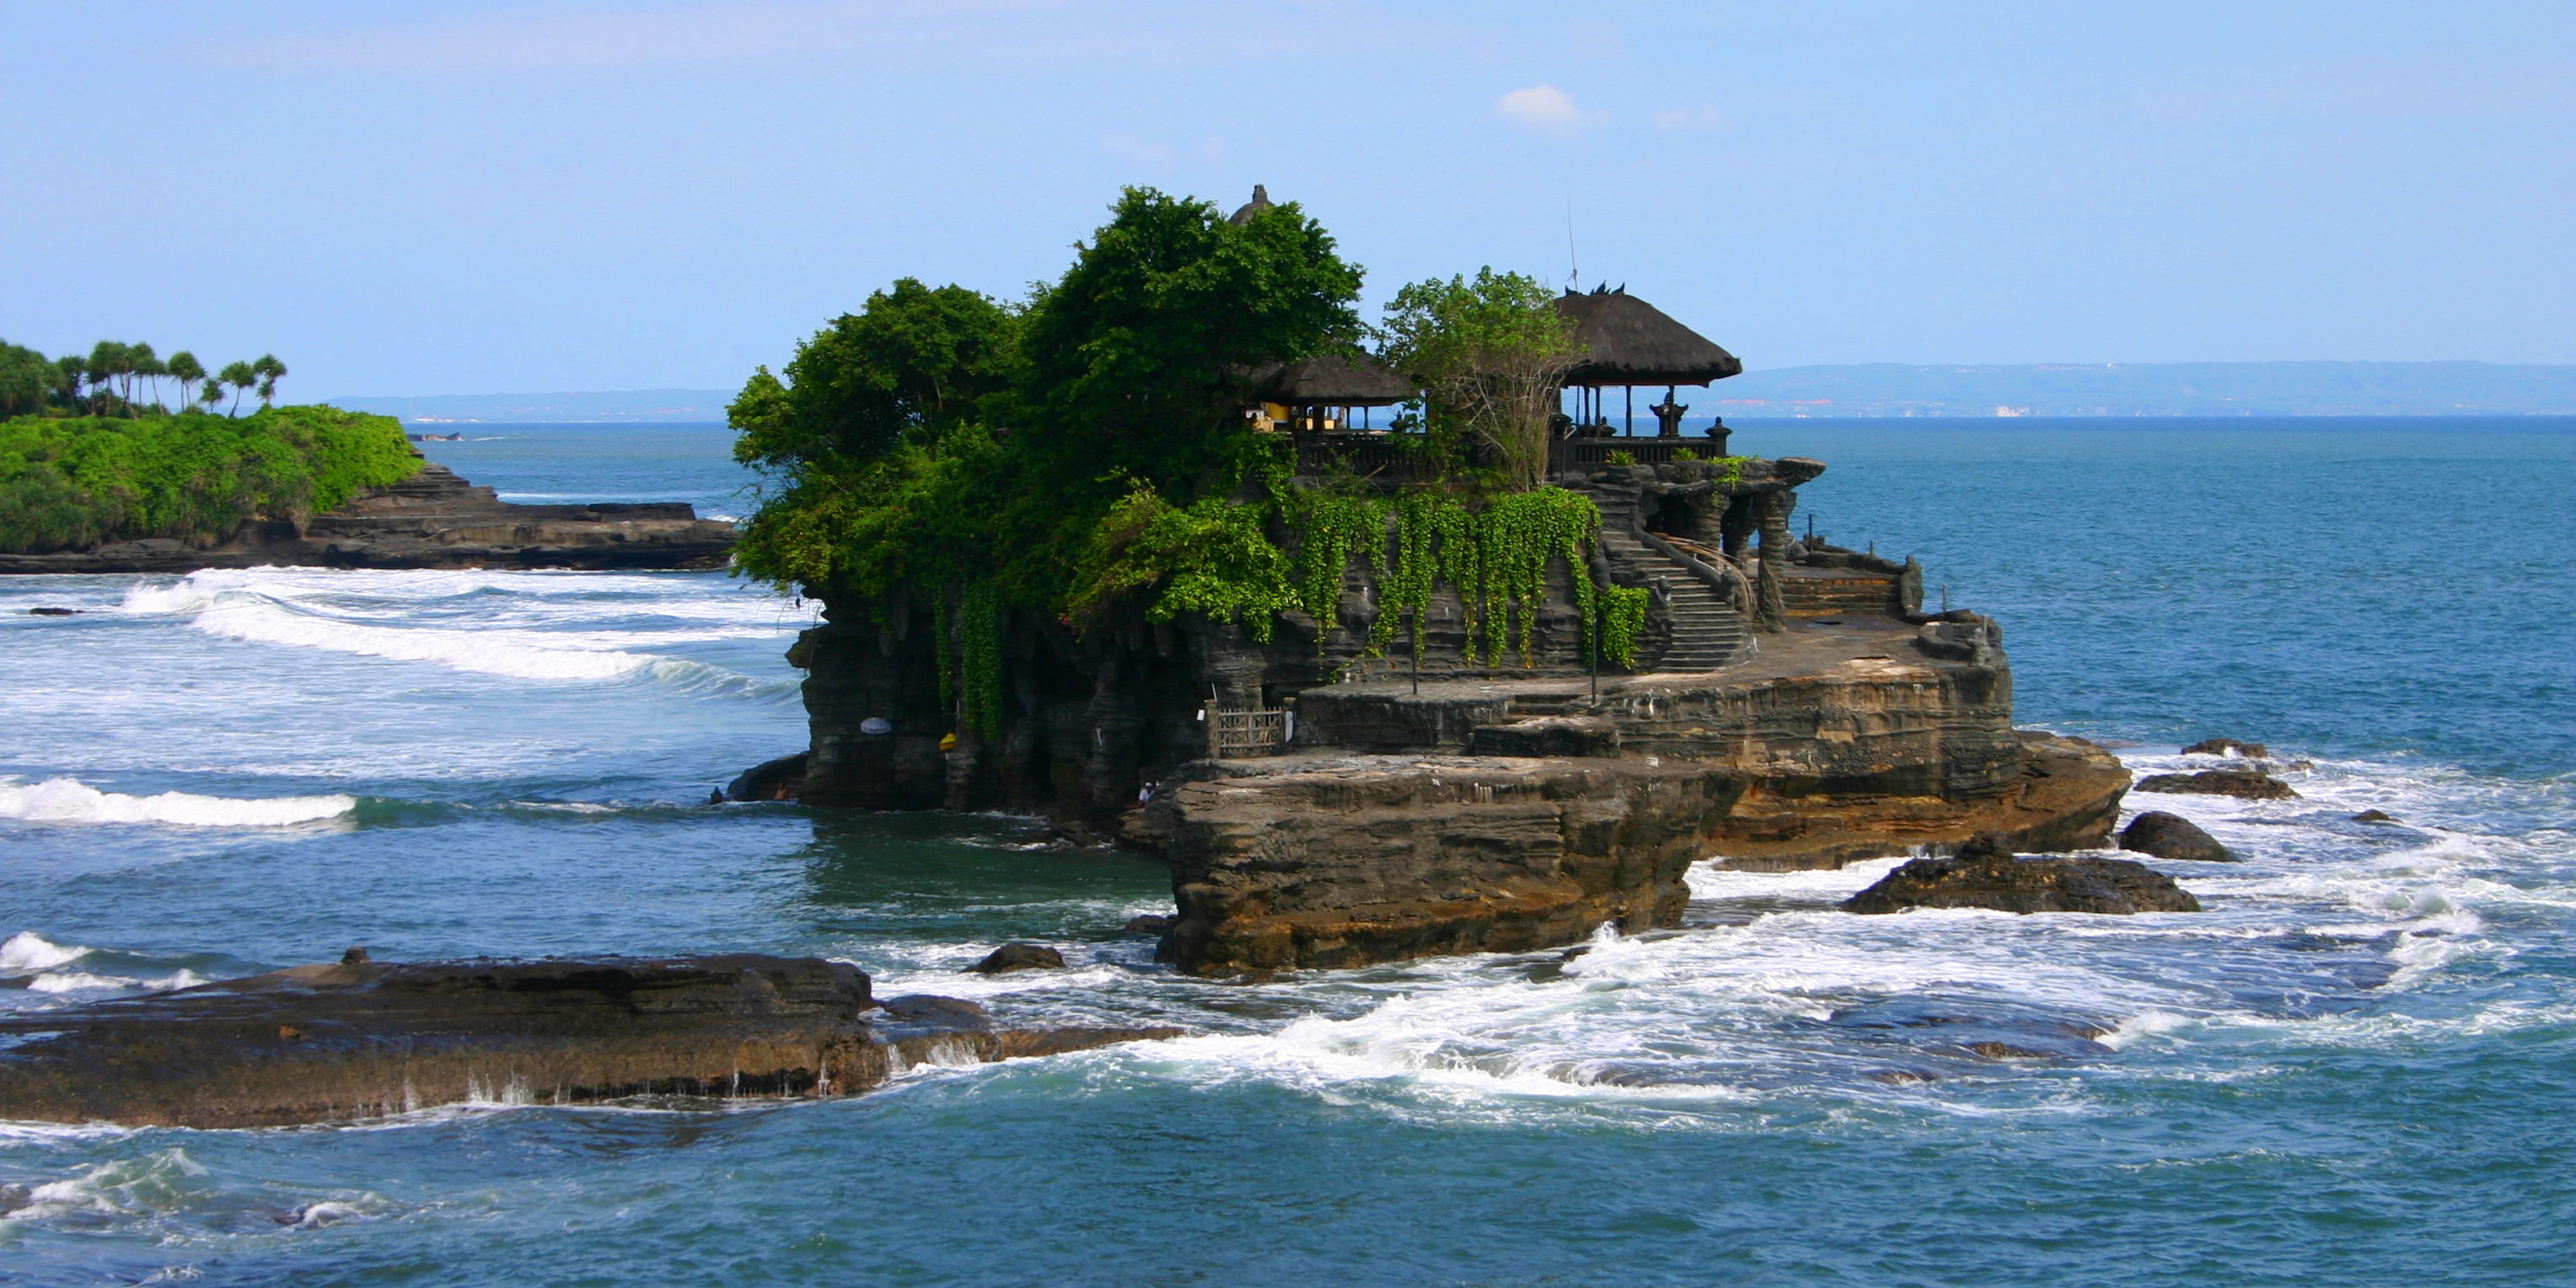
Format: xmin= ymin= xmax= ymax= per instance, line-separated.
xmin=719 ymin=187 xmax=2139 ymax=978
xmin=0 ymin=399 xmax=734 ymax=574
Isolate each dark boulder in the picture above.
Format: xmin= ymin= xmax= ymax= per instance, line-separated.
xmin=1465 ymin=716 xmax=1620 ymax=758
xmin=723 ymin=751 xmax=809 ymax=802
xmin=2352 ymin=809 xmax=2401 ymax=824
xmin=966 ymin=942 xmax=1065 ymax=974
xmin=2182 ymin=738 xmax=2268 ymax=758
xmin=1841 ymin=834 xmax=2202 ymax=915
xmin=2136 ymin=769 xmax=2299 ymax=800
xmin=0 ymin=953 xmax=1177 ymax=1128
xmin=27 ymin=607 xmax=80 ymax=616
xmin=2118 ymin=811 xmax=2234 ymax=862
xmin=1122 ymin=915 xmax=1176 ymax=936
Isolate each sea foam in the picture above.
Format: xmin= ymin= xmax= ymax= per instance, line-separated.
xmin=0 ymin=778 xmax=356 ymax=827
xmin=0 ymin=931 xmax=88 ymax=973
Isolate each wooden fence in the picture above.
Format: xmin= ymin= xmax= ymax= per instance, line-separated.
xmin=1203 ymin=699 xmax=1292 ymax=759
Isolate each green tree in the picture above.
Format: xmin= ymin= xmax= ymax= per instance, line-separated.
xmin=166 ymin=351 xmax=207 ymax=411
xmin=197 ymin=378 xmax=227 ymax=414
xmin=733 ymin=188 xmax=1367 ymax=624
xmin=250 ymin=354 xmax=286 ymax=409
xmin=1014 ymin=186 xmax=1363 ymax=486
xmin=733 ymin=277 xmax=1017 ymax=481
xmin=1379 ymin=269 xmax=1584 ymax=491
xmin=53 ymin=354 xmax=85 ymax=411
xmin=86 ymin=341 xmax=130 ymax=414
xmin=0 ymin=341 xmax=51 ymax=418
xmin=217 ymin=360 xmax=256 ymax=417
xmin=128 ymin=343 xmax=165 ymax=411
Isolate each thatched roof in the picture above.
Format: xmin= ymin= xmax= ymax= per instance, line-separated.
xmin=1227 ymin=185 xmax=1275 ymax=226
xmin=1250 ymin=352 xmax=1417 ymax=406
xmin=1554 ymin=286 xmax=1742 ymax=387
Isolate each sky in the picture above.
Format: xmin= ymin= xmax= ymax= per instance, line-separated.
xmin=3 ymin=1 xmax=2571 ymax=397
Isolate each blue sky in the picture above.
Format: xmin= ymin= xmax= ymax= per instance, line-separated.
xmin=3 ymin=1 xmax=2569 ymax=396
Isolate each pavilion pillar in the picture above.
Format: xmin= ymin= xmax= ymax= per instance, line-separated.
xmin=1754 ymin=491 xmax=1794 ymax=631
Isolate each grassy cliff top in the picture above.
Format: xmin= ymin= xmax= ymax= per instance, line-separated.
xmin=0 ymin=405 xmax=421 ymax=554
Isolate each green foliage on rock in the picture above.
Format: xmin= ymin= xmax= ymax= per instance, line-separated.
xmin=1379 ymin=269 xmax=1584 ymax=491
xmin=733 ymin=188 xmax=1656 ymax=731
xmin=732 ymin=188 xmax=1368 ymax=729
xmin=0 ymin=405 xmax=421 ymax=553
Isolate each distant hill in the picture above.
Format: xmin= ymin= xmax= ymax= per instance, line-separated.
xmin=318 ymin=389 xmax=735 ymax=423
xmin=1701 ymin=362 xmax=2576 ymax=418
xmin=327 ymin=362 xmax=2576 ymax=423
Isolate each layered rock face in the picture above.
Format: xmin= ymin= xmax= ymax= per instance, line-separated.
xmin=0 ymin=953 xmax=1178 ymax=1129
xmin=1132 ymin=755 xmax=1745 ymax=975
xmin=769 ymin=453 xmax=2130 ymax=975
xmin=0 ymin=460 xmax=736 ymax=574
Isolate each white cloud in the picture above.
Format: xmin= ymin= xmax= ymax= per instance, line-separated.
xmin=1495 ymin=84 xmax=1591 ymax=137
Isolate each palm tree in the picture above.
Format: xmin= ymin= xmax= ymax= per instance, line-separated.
xmin=250 ymin=354 xmax=287 ymax=409
xmin=86 ymin=341 xmax=128 ymax=414
xmin=53 ymin=355 xmax=85 ymax=411
xmin=217 ymin=360 xmax=256 ymax=417
xmin=129 ymin=343 xmax=165 ymax=411
xmin=197 ymin=379 xmax=227 ymax=415
xmin=167 ymin=352 xmax=207 ymax=411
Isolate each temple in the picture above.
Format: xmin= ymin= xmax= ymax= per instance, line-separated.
xmin=739 ymin=192 xmax=2133 ymax=976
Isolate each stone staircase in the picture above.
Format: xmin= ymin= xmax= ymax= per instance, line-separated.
xmin=1586 ymin=489 xmax=1749 ymax=673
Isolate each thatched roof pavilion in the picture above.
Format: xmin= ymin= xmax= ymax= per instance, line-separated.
xmin=1228 ymin=185 xmax=1276 ymax=226
xmin=1252 ymin=352 xmax=1416 ymax=407
xmin=1554 ymin=286 xmax=1742 ymax=388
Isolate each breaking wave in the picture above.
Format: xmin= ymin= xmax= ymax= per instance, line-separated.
xmin=0 ymin=778 xmax=356 ymax=827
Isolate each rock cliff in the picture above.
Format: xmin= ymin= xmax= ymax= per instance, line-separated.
xmin=756 ymin=451 xmax=2130 ymax=975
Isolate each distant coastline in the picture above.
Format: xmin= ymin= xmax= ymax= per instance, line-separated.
xmin=326 ymin=361 xmax=2576 ymax=423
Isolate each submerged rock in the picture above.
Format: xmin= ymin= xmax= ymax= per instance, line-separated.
xmin=1122 ymin=915 xmax=1176 ymax=936
xmin=2136 ymin=769 xmax=2299 ymax=800
xmin=2352 ymin=808 xmax=2402 ymax=824
xmin=967 ymin=942 xmax=1065 ymax=974
xmin=0 ymin=953 xmax=1178 ymax=1129
xmin=2118 ymin=811 xmax=2235 ymax=862
xmin=2182 ymin=738 xmax=2269 ymax=758
xmin=723 ymin=751 xmax=809 ymax=802
xmin=1840 ymin=834 xmax=2201 ymax=915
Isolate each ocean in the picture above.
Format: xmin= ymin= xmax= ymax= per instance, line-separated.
xmin=3 ymin=417 xmax=2571 ymax=1286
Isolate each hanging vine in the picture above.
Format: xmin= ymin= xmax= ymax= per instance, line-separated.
xmin=1284 ymin=491 xmax=1389 ymax=657
xmin=1598 ymin=584 xmax=1649 ymax=670
xmin=1065 ymin=475 xmax=1645 ymax=677
xmin=958 ymin=581 xmax=1005 ymax=738
xmin=930 ymin=588 xmax=957 ymax=715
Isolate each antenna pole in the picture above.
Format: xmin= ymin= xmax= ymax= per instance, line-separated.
xmin=1566 ymin=196 xmax=1579 ymax=291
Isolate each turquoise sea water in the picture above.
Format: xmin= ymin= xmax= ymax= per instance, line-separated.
xmin=3 ymin=418 xmax=2571 ymax=1286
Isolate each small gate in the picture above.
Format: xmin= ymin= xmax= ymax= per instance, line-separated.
xmin=1203 ymin=699 xmax=1293 ymax=759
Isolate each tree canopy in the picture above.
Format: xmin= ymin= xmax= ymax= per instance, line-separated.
xmin=1380 ymin=269 xmax=1584 ymax=491
xmin=730 ymin=186 xmax=1365 ymax=608
xmin=0 ymin=338 xmax=289 ymax=419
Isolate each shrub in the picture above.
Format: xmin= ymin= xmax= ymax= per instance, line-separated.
xmin=0 ymin=406 xmax=419 ymax=552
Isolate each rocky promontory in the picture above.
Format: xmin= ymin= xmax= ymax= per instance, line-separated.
xmin=747 ymin=453 xmax=2131 ymax=976
xmin=0 ymin=953 xmax=1178 ymax=1128
xmin=0 ymin=459 xmax=735 ymax=574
